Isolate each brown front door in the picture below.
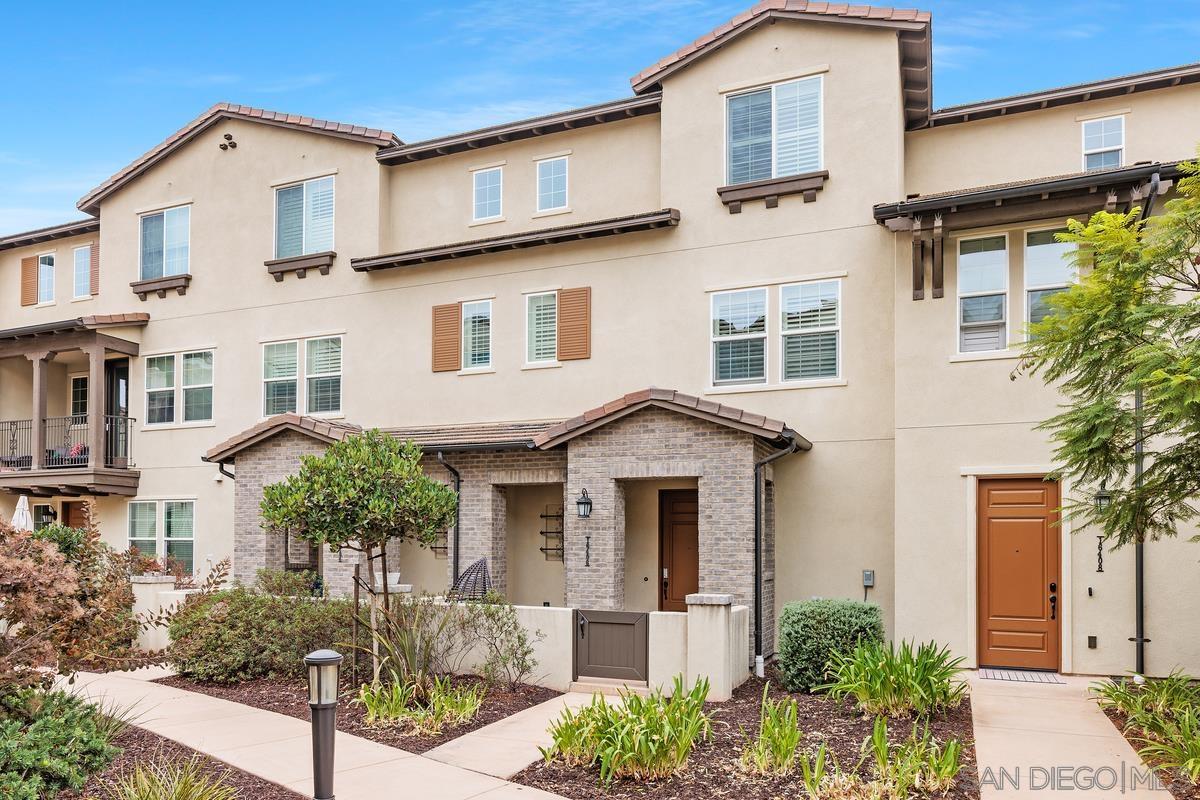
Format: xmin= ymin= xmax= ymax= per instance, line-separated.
xmin=977 ymin=478 xmax=1061 ymax=670
xmin=659 ymin=489 xmax=699 ymax=612
xmin=62 ymin=501 xmax=88 ymax=529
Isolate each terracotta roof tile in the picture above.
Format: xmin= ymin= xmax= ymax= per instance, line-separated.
xmin=383 ymin=421 xmax=559 ymax=450
xmin=205 ymin=414 xmax=361 ymax=462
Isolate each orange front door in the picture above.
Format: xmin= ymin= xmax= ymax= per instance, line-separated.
xmin=62 ymin=501 xmax=88 ymax=529
xmin=659 ymin=490 xmax=699 ymax=612
xmin=977 ymin=478 xmax=1061 ymax=670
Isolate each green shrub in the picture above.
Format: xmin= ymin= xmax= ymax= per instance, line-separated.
xmin=110 ymin=755 xmax=239 ymax=800
xmin=168 ymin=586 xmax=353 ymax=683
xmin=254 ymin=568 xmax=321 ymax=597
xmin=0 ymin=690 xmax=120 ymax=799
xmin=541 ymin=675 xmax=710 ymax=784
xmin=740 ymin=684 xmax=801 ymax=775
xmin=1094 ymin=671 xmax=1200 ymax=785
xmin=353 ymin=672 xmax=484 ymax=734
xmin=823 ymin=640 xmax=966 ymax=717
xmin=776 ymin=599 xmax=884 ymax=692
xmin=31 ymin=522 xmax=88 ymax=560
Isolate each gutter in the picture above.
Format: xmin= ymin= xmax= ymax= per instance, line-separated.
xmin=752 ymin=430 xmax=810 ymax=678
xmin=437 ymin=451 xmax=463 ymax=585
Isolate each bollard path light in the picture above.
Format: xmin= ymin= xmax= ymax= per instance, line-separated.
xmin=305 ymin=649 xmax=343 ymax=800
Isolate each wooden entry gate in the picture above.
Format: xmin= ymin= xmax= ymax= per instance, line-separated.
xmin=574 ymin=610 xmax=649 ymax=682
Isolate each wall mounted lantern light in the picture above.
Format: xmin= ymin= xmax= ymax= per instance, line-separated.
xmin=576 ymin=489 xmax=593 ymax=519
xmin=1094 ymin=482 xmax=1113 ymax=512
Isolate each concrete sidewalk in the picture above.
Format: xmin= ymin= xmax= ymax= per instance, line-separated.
xmin=969 ymin=673 xmax=1172 ymax=798
xmin=69 ymin=670 xmax=564 ymax=800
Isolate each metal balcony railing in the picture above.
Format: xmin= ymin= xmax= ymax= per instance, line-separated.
xmin=0 ymin=415 xmax=134 ymax=471
xmin=0 ymin=419 xmax=32 ymax=470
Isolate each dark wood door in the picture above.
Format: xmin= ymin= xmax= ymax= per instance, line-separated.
xmin=574 ymin=610 xmax=648 ymax=682
xmin=977 ymin=478 xmax=1061 ymax=670
xmin=62 ymin=501 xmax=88 ymax=529
xmin=659 ymin=489 xmax=699 ymax=612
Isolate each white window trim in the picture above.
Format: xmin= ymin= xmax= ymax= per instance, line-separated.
xmin=261 ymin=335 xmax=343 ymax=419
xmin=72 ymin=244 xmax=92 ymax=300
xmin=535 ymin=156 xmax=569 ymax=213
xmin=956 ymin=233 xmax=1010 ymax=356
xmin=710 ymin=287 xmax=769 ymax=387
xmin=461 ymin=299 xmax=493 ymax=370
xmin=127 ymin=499 xmax=197 ymax=573
xmin=143 ymin=349 xmax=216 ymax=429
xmin=138 ymin=204 xmax=192 ymax=280
xmin=1023 ymin=225 xmax=1076 ymax=334
xmin=69 ymin=373 xmax=88 ymax=422
xmin=779 ymin=278 xmax=842 ymax=384
xmin=36 ymin=251 xmax=55 ymax=306
xmin=32 ymin=501 xmax=58 ymax=530
xmin=304 ymin=336 xmax=343 ymax=416
xmin=273 ymin=175 xmax=336 ymax=259
xmin=525 ymin=291 xmax=559 ymax=366
xmin=723 ymin=74 xmax=824 ymax=186
xmin=1081 ymin=115 xmax=1125 ymax=172
xmin=472 ymin=166 xmax=504 ymax=222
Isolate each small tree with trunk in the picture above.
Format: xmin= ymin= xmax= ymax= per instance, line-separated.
xmin=1019 ymin=155 xmax=1200 ymax=548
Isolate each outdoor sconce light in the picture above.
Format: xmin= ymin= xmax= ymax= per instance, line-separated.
xmin=305 ymin=649 xmax=343 ymax=800
xmin=576 ymin=488 xmax=593 ymax=519
xmin=1094 ymin=482 xmax=1113 ymax=512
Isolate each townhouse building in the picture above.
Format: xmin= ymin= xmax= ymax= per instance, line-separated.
xmin=2 ymin=1 xmax=1198 ymax=680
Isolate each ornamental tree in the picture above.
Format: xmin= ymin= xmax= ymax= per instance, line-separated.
xmin=260 ymin=430 xmax=457 ymax=600
xmin=1020 ymin=155 xmax=1200 ymax=548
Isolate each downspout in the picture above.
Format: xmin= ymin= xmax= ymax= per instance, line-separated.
xmin=753 ymin=432 xmax=808 ymax=678
xmin=217 ymin=461 xmax=235 ymax=481
xmin=437 ymin=451 xmax=462 ymax=585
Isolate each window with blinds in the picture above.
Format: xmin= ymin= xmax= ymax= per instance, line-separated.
xmin=73 ymin=245 xmax=91 ymax=298
xmin=128 ymin=501 xmax=158 ymax=557
xmin=263 ymin=336 xmax=341 ymax=415
xmin=36 ymin=254 xmax=54 ymax=304
xmin=164 ymin=500 xmax=195 ymax=573
xmin=712 ymin=288 xmax=767 ymax=384
xmin=781 ymin=280 xmax=839 ymax=381
xmin=146 ymin=350 xmax=214 ymax=425
xmin=527 ymin=292 xmax=558 ymax=363
xmin=146 ymin=355 xmax=176 ymax=425
xmin=726 ymin=76 xmax=821 ymax=185
xmin=182 ymin=351 xmax=214 ymax=422
xmin=276 ymin=176 xmax=335 ymax=258
xmin=537 ymin=157 xmax=568 ymax=211
xmin=263 ymin=341 xmax=299 ymax=416
xmin=305 ymin=337 xmax=342 ymax=414
xmin=1025 ymin=229 xmax=1074 ymax=329
xmin=958 ymin=235 xmax=1008 ymax=352
xmin=461 ymin=300 xmax=492 ymax=369
xmin=140 ymin=205 xmax=190 ymax=280
xmin=473 ymin=167 xmax=503 ymax=221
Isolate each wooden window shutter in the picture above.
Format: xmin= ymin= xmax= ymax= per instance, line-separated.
xmin=431 ymin=303 xmax=462 ymax=372
xmin=20 ymin=256 xmax=37 ymax=306
xmin=90 ymin=241 xmax=100 ymax=295
xmin=557 ymin=286 xmax=591 ymax=360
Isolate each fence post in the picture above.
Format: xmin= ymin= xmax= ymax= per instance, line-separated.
xmin=686 ymin=593 xmax=734 ymax=701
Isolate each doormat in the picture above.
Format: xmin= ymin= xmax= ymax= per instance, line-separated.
xmin=979 ymin=667 xmax=1066 ymax=684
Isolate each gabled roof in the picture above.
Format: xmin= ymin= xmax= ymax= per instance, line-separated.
xmin=532 ymin=388 xmax=810 ymax=450
xmin=382 ymin=421 xmax=560 ymax=451
xmin=0 ymin=218 xmax=99 ymax=252
xmin=631 ymin=1 xmax=932 ymax=129
xmin=204 ymin=414 xmax=362 ymax=463
xmin=78 ymin=103 xmax=401 ymax=215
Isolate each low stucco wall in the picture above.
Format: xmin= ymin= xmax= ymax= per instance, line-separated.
xmin=131 ymin=576 xmax=197 ymax=651
xmin=514 ymin=604 xmax=574 ymax=691
xmin=648 ymin=611 xmax=687 ymax=692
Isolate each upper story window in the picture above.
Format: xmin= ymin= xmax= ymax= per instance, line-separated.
xmin=37 ymin=254 xmax=54 ymax=304
xmin=73 ymin=245 xmax=92 ymax=298
xmin=1025 ymin=229 xmax=1074 ymax=326
xmin=473 ymin=167 xmax=503 ymax=221
xmin=712 ymin=288 xmax=767 ymax=384
xmin=726 ymin=76 xmax=822 ymax=186
xmin=537 ymin=157 xmax=568 ymax=212
xmin=140 ymin=205 xmax=190 ymax=280
xmin=1082 ymin=116 xmax=1124 ymax=171
xmin=276 ymin=176 xmax=335 ymax=259
xmin=957 ymin=235 xmax=1008 ymax=353
xmin=146 ymin=349 xmax=214 ymax=426
xmin=70 ymin=376 xmax=88 ymax=420
xmin=263 ymin=336 xmax=342 ymax=416
xmin=781 ymin=280 xmax=840 ymax=381
xmin=526 ymin=292 xmax=558 ymax=364
xmin=462 ymin=300 xmax=492 ymax=369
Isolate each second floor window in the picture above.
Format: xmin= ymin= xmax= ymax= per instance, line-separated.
xmin=781 ymin=280 xmax=840 ymax=381
xmin=263 ymin=336 xmax=342 ymax=416
xmin=73 ymin=245 xmax=91 ymax=298
xmin=1083 ymin=116 xmax=1123 ymax=171
xmin=140 ymin=205 xmax=190 ymax=280
xmin=473 ymin=167 xmax=502 ymax=221
xmin=958 ymin=235 xmax=1008 ymax=353
xmin=462 ymin=300 xmax=492 ymax=369
xmin=37 ymin=254 xmax=54 ymax=303
xmin=712 ymin=288 xmax=767 ymax=384
xmin=145 ymin=350 xmax=214 ymax=425
xmin=727 ymin=76 xmax=822 ymax=186
xmin=1025 ymin=229 xmax=1074 ymax=327
xmin=276 ymin=176 xmax=335 ymax=258
xmin=71 ymin=376 xmax=88 ymax=420
xmin=537 ymin=157 xmax=568 ymax=211
xmin=128 ymin=499 xmax=195 ymax=573
xmin=526 ymin=292 xmax=557 ymax=363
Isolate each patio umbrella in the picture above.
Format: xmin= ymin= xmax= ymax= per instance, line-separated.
xmin=10 ymin=496 xmax=33 ymax=532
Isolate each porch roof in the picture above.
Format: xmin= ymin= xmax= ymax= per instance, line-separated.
xmin=0 ymin=313 xmax=149 ymax=342
xmin=382 ymin=421 xmax=560 ymax=451
xmin=203 ymin=413 xmax=363 ymax=463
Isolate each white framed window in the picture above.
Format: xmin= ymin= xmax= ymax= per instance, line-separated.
xmin=526 ymin=292 xmax=557 ymax=363
xmin=33 ymin=502 xmax=56 ymax=531
xmin=262 ymin=336 xmax=342 ymax=416
xmin=712 ymin=287 xmax=767 ymax=384
xmin=726 ymin=75 xmax=822 ymax=186
xmin=145 ymin=349 xmax=214 ymax=426
xmin=127 ymin=499 xmax=195 ymax=573
xmin=275 ymin=175 xmax=335 ymax=259
xmin=536 ymin=157 xmax=568 ymax=211
xmin=462 ymin=300 xmax=492 ymax=369
xmin=37 ymin=253 xmax=54 ymax=304
xmin=957 ymin=235 xmax=1009 ymax=353
xmin=70 ymin=375 xmax=88 ymax=421
xmin=1082 ymin=116 xmax=1124 ymax=171
xmin=473 ymin=167 xmax=503 ymax=221
xmin=73 ymin=245 xmax=91 ymax=298
xmin=140 ymin=205 xmax=190 ymax=280
xmin=1025 ymin=228 xmax=1074 ymax=329
xmin=781 ymin=280 xmax=840 ymax=381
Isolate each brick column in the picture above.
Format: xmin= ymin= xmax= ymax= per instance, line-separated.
xmin=457 ymin=480 xmax=508 ymax=595
xmin=564 ymin=476 xmax=624 ymax=610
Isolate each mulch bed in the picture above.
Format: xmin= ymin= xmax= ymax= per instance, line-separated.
xmin=513 ymin=675 xmax=980 ymax=800
xmin=1102 ymin=708 xmax=1200 ymax=800
xmin=157 ymin=674 xmax=559 ymax=754
xmin=62 ymin=725 xmax=302 ymax=800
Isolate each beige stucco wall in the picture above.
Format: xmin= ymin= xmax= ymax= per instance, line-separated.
xmin=504 ymin=483 xmax=567 ymax=607
xmin=623 ymin=478 xmax=696 ymax=613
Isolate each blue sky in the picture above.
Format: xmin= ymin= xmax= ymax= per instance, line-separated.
xmin=2 ymin=0 xmax=1198 ymax=235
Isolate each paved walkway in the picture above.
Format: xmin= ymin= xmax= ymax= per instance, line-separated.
xmin=69 ymin=669 xmax=565 ymax=800
xmin=969 ymin=673 xmax=1172 ymax=798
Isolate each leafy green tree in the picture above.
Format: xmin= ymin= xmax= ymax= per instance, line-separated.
xmin=1020 ymin=156 xmax=1200 ymax=547
xmin=260 ymin=430 xmax=457 ymax=599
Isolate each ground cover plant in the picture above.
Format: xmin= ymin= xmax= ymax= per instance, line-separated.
xmin=823 ymin=640 xmax=967 ymax=717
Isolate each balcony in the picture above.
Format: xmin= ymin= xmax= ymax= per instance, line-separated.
xmin=0 ymin=415 xmax=138 ymax=496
